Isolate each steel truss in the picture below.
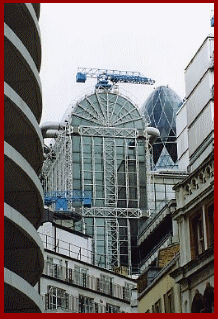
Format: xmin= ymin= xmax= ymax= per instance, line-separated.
xmin=83 ymin=207 xmax=142 ymax=218
xmin=79 ymin=126 xmax=138 ymax=138
xmin=106 ymin=219 xmax=120 ymax=269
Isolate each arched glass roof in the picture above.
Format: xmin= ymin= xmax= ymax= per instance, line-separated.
xmin=70 ymin=91 xmax=145 ymax=130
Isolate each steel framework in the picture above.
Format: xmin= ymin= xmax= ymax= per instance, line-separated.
xmin=76 ymin=67 xmax=155 ymax=89
xmin=41 ymin=90 xmax=153 ymax=272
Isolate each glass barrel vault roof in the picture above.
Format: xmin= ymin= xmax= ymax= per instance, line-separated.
xmin=71 ymin=91 xmax=145 ymax=129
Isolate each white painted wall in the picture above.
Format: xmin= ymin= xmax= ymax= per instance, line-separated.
xmin=38 ymin=222 xmax=92 ymax=263
xmin=186 ymin=70 xmax=214 ymax=128
xmin=56 ymin=227 xmax=92 ymax=263
xmin=40 ymin=248 xmax=136 ymax=313
xmin=188 ymin=102 xmax=214 ymax=157
xmin=185 ymin=35 xmax=214 ymax=98
xmin=176 ymin=102 xmax=189 ymax=170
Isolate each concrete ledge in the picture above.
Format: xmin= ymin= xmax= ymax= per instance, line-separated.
xmin=4 ymin=3 xmax=40 ymax=38
xmin=4 ymin=202 xmax=44 ymax=256
xmin=4 ymin=141 xmax=43 ymax=199
xmin=25 ymin=3 xmax=41 ymax=39
xmin=4 ymin=82 xmax=43 ymax=174
xmin=4 ymin=83 xmax=43 ymax=144
xmin=4 ymin=268 xmax=44 ymax=313
xmin=31 ymin=3 xmax=40 ymax=19
xmin=4 ymin=202 xmax=44 ymax=285
xmin=4 ymin=3 xmax=41 ymax=70
xmin=4 ymin=23 xmax=41 ymax=91
xmin=4 ymin=23 xmax=42 ymax=121
xmin=4 ymin=141 xmax=44 ymax=228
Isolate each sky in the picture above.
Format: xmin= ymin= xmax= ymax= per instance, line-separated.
xmin=39 ymin=3 xmax=214 ymax=125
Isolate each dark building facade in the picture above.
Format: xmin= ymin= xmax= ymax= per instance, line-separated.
xmin=4 ymin=3 xmax=44 ymax=312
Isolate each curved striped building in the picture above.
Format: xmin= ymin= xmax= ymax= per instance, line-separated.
xmin=4 ymin=3 xmax=44 ymax=312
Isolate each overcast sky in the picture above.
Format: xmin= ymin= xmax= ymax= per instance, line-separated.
xmin=39 ymin=3 xmax=214 ymax=124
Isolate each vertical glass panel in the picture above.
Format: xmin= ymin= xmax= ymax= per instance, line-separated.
xmin=83 ymin=136 xmax=91 ymax=144
xmin=73 ymin=179 xmax=81 ymax=189
xmin=73 ymin=153 xmax=80 ymax=162
xmin=73 ymin=163 xmax=80 ymax=179
xmin=72 ymin=136 xmax=80 ymax=152
xmin=85 ymin=218 xmax=94 ymax=236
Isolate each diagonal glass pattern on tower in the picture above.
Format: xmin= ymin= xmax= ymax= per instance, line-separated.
xmin=142 ymin=86 xmax=182 ymax=170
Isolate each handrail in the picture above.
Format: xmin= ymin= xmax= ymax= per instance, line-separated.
xmin=39 ymin=232 xmax=99 ymax=264
xmin=38 ymin=232 xmax=131 ymax=274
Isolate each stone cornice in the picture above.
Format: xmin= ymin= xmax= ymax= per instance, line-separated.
xmin=169 ymin=247 xmax=214 ymax=283
xmin=172 ymin=154 xmax=214 ymax=219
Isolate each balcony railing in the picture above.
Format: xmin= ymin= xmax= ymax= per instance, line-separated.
xmin=43 ymin=261 xmax=131 ymax=302
xmin=41 ymin=293 xmax=126 ymax=313
xmin=39 ymin=232 xmax=133 ymax=275
xmin=39 ymin=232 xmax=94 ymax=264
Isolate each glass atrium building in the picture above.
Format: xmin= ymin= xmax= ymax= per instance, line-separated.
xmin=141 ymin=86 xmax=182 ymax=170
xmin=42 ymin=89 xmax=154 ymax=273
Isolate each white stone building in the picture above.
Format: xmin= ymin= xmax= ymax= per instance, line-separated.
xmin=170 ymin=34 xmax=214 ymax=313
xmin=37 ymin=219 xmax=137 ymax=313
xmin=176 ymin=34 xmax=214 ymax=173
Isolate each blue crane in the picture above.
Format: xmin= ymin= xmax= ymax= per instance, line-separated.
xmin=211 ymin=11 xmax=214 ymax=27
xmin=44 ymin=190 xmax=92 ymax=211
xmin=76 ymin=67 xmax=155 ymax=89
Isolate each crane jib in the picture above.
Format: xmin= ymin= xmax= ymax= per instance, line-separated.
xmin=76 ymin=67 xmax=155 ymax=87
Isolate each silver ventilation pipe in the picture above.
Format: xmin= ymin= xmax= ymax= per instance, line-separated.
xmin=146 ymin=127 xmax=160 ymax=144
xmin=40 ymin=122 xmax=67 ymax=138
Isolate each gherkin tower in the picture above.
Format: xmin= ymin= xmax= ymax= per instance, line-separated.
xmin=142 ymin=86 xmax=182 ymax=170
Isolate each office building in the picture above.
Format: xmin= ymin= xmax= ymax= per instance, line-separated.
xmin=4 ymin=3 xmax=44 ymax=312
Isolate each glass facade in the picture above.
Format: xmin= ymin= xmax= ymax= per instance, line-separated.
xmin=141 ymin=86 xmax=182 ymax=170
xmin=43 ymin=90 xmax=150 ymax=272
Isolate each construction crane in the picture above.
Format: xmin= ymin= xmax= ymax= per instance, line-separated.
xmin=76 ymin=67 xmax=155 ymax=89
xmin=211 ymin=10 xmax=214 ymax=27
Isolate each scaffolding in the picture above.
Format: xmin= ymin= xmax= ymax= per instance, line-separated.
xmin=41 ymin=89 xmax=154 ymax=273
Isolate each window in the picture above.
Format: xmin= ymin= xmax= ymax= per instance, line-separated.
xmin=152 ymin=299 xmax=162 ymax=313
xmin=94 ymin=302 xmax=105 ymax=313
xmin=100 ymin=274 xmax=113 ymax=295
xmin=155 ymin=299 xmax=162 ymax=313
xmin=106 ymin=303 xmax=120 ymax=313
xmin=190 ymin=211 xmax=205 ymax=259
xmin=47 ymin=256 xmax=62 ymax=279
xmin=46 ymin=286 xmax=69 ymax=310
xmin=164 ymin=288 xmax=175 ymax=313
xmin=95 ymin=302 xmax=99 ymax=313
xmin=123 ymin=282 xmax=133 ymax=301
xmin=74 ymin=265 xmax=89 ymax=287
xmin=196 ymin=216 xmax=204 ymax=254
xmin=79 ymin=295 xmax=94 ymax=313
xmin=206 ymin=202 xmax=214 ymax=247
